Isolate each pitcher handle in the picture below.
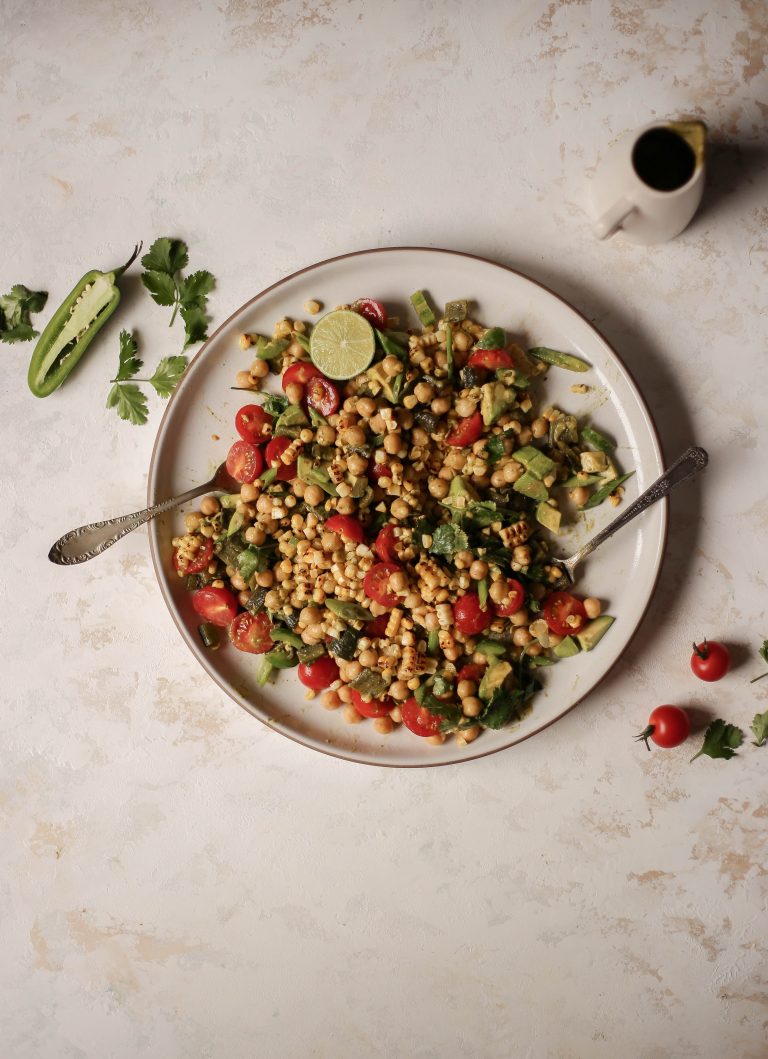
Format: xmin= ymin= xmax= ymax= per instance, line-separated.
xmin=592 ymin=197 xmax=636 ymax=240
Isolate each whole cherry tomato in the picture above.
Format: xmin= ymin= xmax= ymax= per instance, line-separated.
xmin=690 ymin=640 xmax=731 ymax=682
xmin=235 ymin=404 xmax=273 ymax=444
xmin=297 ymin=655 xmax=340 ymax=690
xmin=635 ymin=705 xmax=690 ymax=750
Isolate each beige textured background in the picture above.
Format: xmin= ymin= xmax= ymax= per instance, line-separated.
xmin=2 ymin=1 xmax=767 ymax=1057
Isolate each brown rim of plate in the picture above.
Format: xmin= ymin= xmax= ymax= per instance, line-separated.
xmin=148 ymin=246 xmax=669 ymax=769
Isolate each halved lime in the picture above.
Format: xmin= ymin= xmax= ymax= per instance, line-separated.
xmin=309 ymin=309 xmax=376 ymax=380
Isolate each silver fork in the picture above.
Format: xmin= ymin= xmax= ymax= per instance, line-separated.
xmin=552 ymin=446 xmax=708 ymax=585
xmin=48 ymin=462 xmax=240 ymax=566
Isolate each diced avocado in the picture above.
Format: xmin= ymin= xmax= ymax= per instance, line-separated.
xmin=580 ymin=450 xmax=608 ymax=473
xmin=553 ymin=635 xmax=580 ymax=658
xmin=576 ymin=615 xmax=615 ymax=651
xmin=366 ymin=362 xmax=399 ymax=402
xmin=297 ymin=456 xmax=338 ymax=496
xmin=536 ymin=502 xmax=561 ymax=533
xmin=478 ymin=661 xmax=512 ymax=701
xmin=410 ymin=290 xmax=436 ymax=327
xmin=274 ymin=404 xmax=309 ymax=438
xmin=475 ymin=639 xmax=507 ymax=659
xmin=514 ymin=445 xmax=555 ymax=480
xmin=441 ymin=475 xmax=479 ymax=511
xmin=513 ymin=472 xmax=549 ymax=502
xmin=480 ymin=381 xmax=517 ymax=426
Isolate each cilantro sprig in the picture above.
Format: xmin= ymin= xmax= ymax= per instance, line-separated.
xmin=749 ymin=640 xmax=768 ymax=684
xmin=751 ymin=711 xmax=768 ymax=748
xmin=690 ymin=719 xmax=744 ymax=763
xmin=0 ymin=284 xmax=48 ymax=343
xmin=140 ymin=237 xmax=214 ymax=349
xmin=106 ymin=330 xmax=187 ymax=425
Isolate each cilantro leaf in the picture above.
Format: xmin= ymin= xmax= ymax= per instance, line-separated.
xmin=0 ymin=284 xmax=48 ymax=343
xmin=432 ymin=673 xmax=454 ymax=697
xmin=141 ymin=237 xmax=188 ymax=275
xmin=751 ymin=711 xmax=768 ymax=748
xmin=116 ymin=329 xmax=142 ymax=381
xmin=179 ymin=270 xmax=215 ymax=308
xmin=106 ymin=382 xmax=148 ymax=425
xmin=181 ymin=304 xmax=209 ymax=347
xmin=690 ymin=719 xmax=743 ymax=763
xmin=480 ymin=687 xmax=530 ymax=729
xmin=141 ymin=270 xmax=177 ymax=307
xmin=261 ymin=394 xmax=289 ymax=418
xmin=751 ymin=639 xmax=768 ymax=683
xmin=465 ymin=500 xmax=498 ymax=528
xmin=148 ymin=355 xmax=187 ymax=398
xmin=429 ymin=523 xmax=469 ymax=558
xmin=484 ymin=435 xmax=505 ymax=465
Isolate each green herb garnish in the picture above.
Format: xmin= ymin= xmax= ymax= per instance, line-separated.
xmin=0 ymin=284 xmax=48 ymax=343
xmin=690 ymin=719 xmax=744 ymax=763
xmin=141 ymin=237 xmax=215 ymax=349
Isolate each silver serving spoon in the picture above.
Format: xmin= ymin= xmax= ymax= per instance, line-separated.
xmin=552 ymin=446 xmax=708 ymax=584
xmin=48 ymin=461 xmax=240 ymax=566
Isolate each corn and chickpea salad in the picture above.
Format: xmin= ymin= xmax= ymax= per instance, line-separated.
xmin=172 ymin=292 xmax=630 ymax=746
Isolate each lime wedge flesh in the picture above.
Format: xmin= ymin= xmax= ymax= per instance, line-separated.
xmin=309 ymin=310 xmax=376 ymax=380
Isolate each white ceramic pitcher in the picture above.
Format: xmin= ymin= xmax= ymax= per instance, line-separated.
xmin=590 ymin=120 xmax=707 ymax=244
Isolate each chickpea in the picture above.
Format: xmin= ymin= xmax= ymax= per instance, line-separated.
xmin=445 ymin=450 xmax=467 ymax=470
xmin=285 ymin=382 xmax=304 ymax=405
xmin=383 ymin=433 xmax=402 ymax=455
xmin=248 ymin=526 xmax=267 ymax=546
xmin=414 ymin=382 xmax=434 ymax=403
xmin=337 ymin=685 xmax=352 ymax=704
xmin=411 ymin=426 xmax=430 ymax=446
xmin=382 ymin=355 xmax=402 ymax=377
xmin=428 ymin=477 xmax=449 ymax=499
xmin=256 ymin=495 xmax=273 ymax=515
xmin=184 ymin=512 xmax=202 ymax=533
xmin=343 ymin=426 xmax=366 ymax=447
xmin=235 ymin=370 xmax=256 ymax=390
xmin=391 ymin=498 xmax=410 ymax=520
xmin=584 ymin=597 xmax=602 ymax=619
xmin=264 ymin=590 xmax=281 ymax=609
xmin=200 ymin=496 xmax=221 ymax=516
xmin=455 ymin=550 xmax=474 ymax=569
xmin=358 ymin=649 xmax=378 ymax=668
xmin=438 ymin=466 xmax=454 ymax=481
xmin=316 ymin=424 xmax=337 ymax=446
xmin=453 ymin=329 xmax=472 ymax=352
xmin=431 ymin=395 xmax=451 ymax=415
xmin=256 ymin=570 xmax=274 ymax=588
xmin=292 ymin=478 xmax=306 ymax=498
xmin=570 ymin=486 xmax=589 ymax=508
xmin=427 ymin=733 xmax=446 ymax=745
xmin=512 ymin=627 xmax=533 ymax=646
xmin=423 ymin=611 xmax=440 ymax=632
xmin=356 ymin=397 xmax=376 ymax=418
xmin=513 ymin=545 xmax=532 ymax=566
xmin=250 ymin=358 xmax=270 ymax=379
xmin=389 ymin=680 xmax=410 ymax=701
xmin=490 ymin=469 xmax=506 ymax=489
xmin=469 ymin=560 xmax=489 ymax=580
xmin=443 ymin=645 xmax=461 ymax=662
xmin=344 ymin=660 xmax=363 ymax=681
xmin=373 ymin=715 xmax=394 ymax=735
xmin=369 ymin=413 xmax=386 ymax=434
xmin=336 ymin=496 xmax=356 ymax=515
xmin=457 ymin=725 xmax=480 ymax=744
xmin=462 ymin=697 xmax=483 ymax=717
xmin=518 ymin=426 xmax=533 ymax=445
xmin=457 ymin=679 xmax=477 ymax=700
xmin=322 ymin=690 xmax=341 ymax=710
xmin=230 ymin=573 xmax=247 ymax=592
xmin=304 ymin=299 xmax=321 ymax=315
xmin=526 ymin=642 xmax=543 ymax=657
xmin=503 ymin=461 xmax=523 ymax=483
xmin=454 ymin=398 xmax=476 ymax=418
xmin=510 ymin=608 xmax=529 ymax=626
xmin=240 ymin=483 xmax=259 ymax=502
xmin=531 ymin=416 xmax=548 ymax=438
xmin=304 ymin=484 xmax=324 ymax=507
xmin=343 ymin=704 xmax=362 ymax=725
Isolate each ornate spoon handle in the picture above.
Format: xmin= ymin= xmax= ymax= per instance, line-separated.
xmin=48 ymin=481 xmax=213 ymax=566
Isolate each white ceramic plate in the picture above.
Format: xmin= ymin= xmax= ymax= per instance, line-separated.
xmin=148 ymin=248 xmax=666 ymax=767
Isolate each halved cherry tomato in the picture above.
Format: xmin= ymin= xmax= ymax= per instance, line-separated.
xmin=369 ymin=463 xmax=392 ymax=481
xmin=445 ymin=410 xmax=484 ymax=447
xmin=325 ymin=514 xmax=365 ymax=543
xmin=363 ymin=562 xmax=401 ymax=608
xmin=690 ymin=640 xmax=731 ymax=682
xmin=192 ymin=586 xmax=239 ymax=627
xmin=349 ymin=688 xmax=392 ymax=718
xmin=366 ymin=613 xmax=390 ymax=638
xmin=306 ymin=376 xmax=340 ymax=417
xmin=374 ymin=523 xmax=399 ymax=563
xmin=235 ymin=404 xmax=273 ymax=444
xmin=173 ymin=535 xmax=213 ymax=575
xmin=229 ymin=610 xmax=272 ymax=653
xmin=493 ymin=578 xmax=526 ymax=618
xmin=352 ymin=298 xmax=387 ymax=329
xmin=226 ymin=440 xmax=264 ymax=484
xmin=401 ymin=698 xmax=443 ymax=737
xmin=543 ymin=591 xmax=587 ymax=636
xmin=467 ymin=348 xmax=514 ymax=371
xmin=297 ymin=655 xmax=340 ymax=690
xmin=282 ymin=362 xmax=323 ymax=391
xmin=453 ymin=593 xmax=493 ymax=635
xmin=457 ymin=662 xmax=486 ymax=684
xmin=636 ymin=705 xmax=690 ymax=750
xmin=265 ymin=436 xmax=297 ymax=481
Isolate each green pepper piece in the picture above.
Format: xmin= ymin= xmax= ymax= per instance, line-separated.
xmin=198 ymin=623 xmax=221 ymax=650
xmin=410 ymin=290 xmax=436 ymax=327
xmin=582 ymin=472 xmax=635 ymax=509
xmin=297 ymin=643 xmax=326 ymax=665
xmin=325 ymin=599 xmax=371 ymax=622
xmin=28 ymin=243 xmax=141 ymax=397
xmin=528 ymin=346 xmax=590 ymax=372
xmin=580 ymin=425 xmax=614 ymax=453
xmin=270 ymin=628 xmax=304 ymax=648
xmin=264 ymin=646 xmax=298 ymax=669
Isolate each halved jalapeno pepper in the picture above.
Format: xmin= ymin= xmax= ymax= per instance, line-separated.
xmin=27 ymin=243 xmax=141 ymax=397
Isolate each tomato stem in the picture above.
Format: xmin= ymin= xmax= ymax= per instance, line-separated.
xmin=634 ymin=724 xmax=655 ymax=751
xmin=750 ymin=672 xmax=768 ymax=684
xmin=693 ymin=639 xmax=709 ymax=659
